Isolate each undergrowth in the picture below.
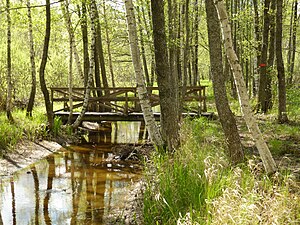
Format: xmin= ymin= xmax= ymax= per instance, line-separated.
xmin=0 ymin=108 xmax=47 ymax=152
xmin=143 ymin=118 xmax=300 ymax=224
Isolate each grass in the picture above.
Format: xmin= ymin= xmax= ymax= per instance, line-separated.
xmin=0 ymin=107 xmax=48 ymax=152
xmin=143 ymin=118 xmax=300 ymax=224
xmin=143 ymin=84 xmax=300 ymax=224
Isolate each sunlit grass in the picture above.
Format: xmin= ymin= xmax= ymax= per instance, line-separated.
xmin=143 ymin=117 xmax=300 ymax=224
xmin=0 ymin=107 xmax=47 ymax=152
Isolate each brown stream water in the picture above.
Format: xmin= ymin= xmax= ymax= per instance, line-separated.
xmin=0 ymin=122 xmax=146 ymax=225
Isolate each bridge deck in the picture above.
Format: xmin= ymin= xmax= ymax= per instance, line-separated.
xmin=51 ymin=86 xmax=209 ymax=123
xmin=54 ymin=111 xmax=206 ymax=122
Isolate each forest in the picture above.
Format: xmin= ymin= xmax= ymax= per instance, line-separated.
xmin=0 ymin=0 xmax=300 ymax=224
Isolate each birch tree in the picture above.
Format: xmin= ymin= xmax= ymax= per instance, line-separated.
xmin=6 ymin=0 xmax=13 ymax=122
xmin=61 ymin=0 xmax=84 ymax=81
xmin=26 ymin=0 xmax=36 ymax=117
xmin=72 ymin=0 xmax=96 ymax=129
xmin=214 ymin=0 xmax=277 ymax=174
xmin=124 ymin=0 xmax=164 ymax=148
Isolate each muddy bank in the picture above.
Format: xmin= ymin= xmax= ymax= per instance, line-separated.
xmin=0 ymin=140 xmax=62 ymax=177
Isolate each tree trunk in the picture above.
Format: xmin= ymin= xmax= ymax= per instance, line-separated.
xmin=78 ymin=1 xmax=89 ymax=86
xmin=26 ymin=0 xmax=36 ymax=118
xmin=137 ymin=3 xmax=150 ymax=86
xmin=192 ymin=0 xmax=199 ymax=86
xmin=72 ymin=0 xmax=96 ymax=129
xmin=167 ymin=0 xmax=179 ymax=117
xmin=67 ymin=24 xmax=73 ymax=124
xmin=6 ymin=0 xmax=13 ymax=123
xmin=61 ymin=0 xmax=84 ymax=82
xmin=276 ymin=0 xmax=288 ymax=123
xmin=215 ymin=0 xmax=277 ymax=174
xmin=124 ymin=0 xmax=164 ymax=148
xmin=287 ymin=0 xmax=297 ymax=85
xmin=264 ymin=0 xmax=276 ymax=111
xmin=39 ymin=0 xmax=53 ymax=130
xmin=103 ymin=0 xmax=115 ymax=87
xmin=92 ymin=1 xmax=109 ymax=96
xmin=151 ymin=0 xmax=180 ymax=151
xmin=205 ymin=0 xmax=244 ymax=164
xmin=253 ymin=0 xmax=261 ymax=97
xmin=258 ymin=0 xmax=271 ymax=113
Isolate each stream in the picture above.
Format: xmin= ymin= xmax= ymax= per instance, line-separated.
xmin=0 ymin=121 xmax=147 ymax=225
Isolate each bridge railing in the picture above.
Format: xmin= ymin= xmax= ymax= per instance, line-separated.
xmin=50 ymin=86 xmax=207 ymax=115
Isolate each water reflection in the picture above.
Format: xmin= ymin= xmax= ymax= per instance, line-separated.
xmin=0 ymin=121 xmax=144 ymax=225
xmin=84 ymin=121 xmax=148 ymax=144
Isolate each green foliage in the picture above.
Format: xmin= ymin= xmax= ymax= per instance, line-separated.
xmin=143 ymin=118 xmax=300 ymax=224
xmin=53 ymin=116 xmax=62 ymax=137
xmin=143 ymin=118 xmax=229 ymax=224
xmin=0 ymin=108 xmax=47 ymax=152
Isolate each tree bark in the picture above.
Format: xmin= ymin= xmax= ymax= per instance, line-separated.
xmin=6 ymin=0 xmax=14 ymax=123
xmin=78 ymin=1 xmax=89 ymax=86
xmin=205 ymin=0 xmax=244 ymax=164
xmin=258 ymin=0 xmax=271 ymax=113
xmin=151 ymin=0 xmax=180 ymax=151
xmin=276 ymin=0 xmax=288 ymax=123
xmin=287 ymin=0 xmax=297 ymax=85
xmin=137 ymin=2 xmax=150 ymax=86
xmin=92 ymin=1 xmax=109 ymax=97
xmin=103 ymin=0 xmax=115 ymax=87
xmin=215 ymin=0 xmax=277 ymax=174
xmin=72 ymin=0 xmax=96 ymax=129
xmin=26 ymin=0 xmax=36 ymax=118
xmin=124 ymin=0 xmax=164 ymax=148
xmin=253 ymin=0 xmax=261 ymax=97
xmin=39 ymin=0 xmax=53 ymax=130
xmin=61 ymin=0 xmax=84 ymax=82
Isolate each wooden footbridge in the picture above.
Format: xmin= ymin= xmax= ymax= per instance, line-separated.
xmin=51 ymin=86 xmax=209 ymax=123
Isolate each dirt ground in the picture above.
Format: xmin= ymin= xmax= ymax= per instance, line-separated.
xmin=0 ymin=140 xmax=62 ymax=178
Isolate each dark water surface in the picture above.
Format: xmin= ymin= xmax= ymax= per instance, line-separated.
xmin=0 ymin=122 xmax=146 ymax=225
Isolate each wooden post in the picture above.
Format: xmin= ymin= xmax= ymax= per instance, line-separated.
xmin=124 ymin=91 xmax=128 ymax=115
xmin=202 ymin=86 xmax=207 ymax=112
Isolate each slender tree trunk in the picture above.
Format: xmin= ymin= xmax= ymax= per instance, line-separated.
xmin=67 ymin=28 xmax=73 ymax=124
xmin=103 ymin=0 xmax=115 ymax=87
xmin=78 ymin=1 xmax=89 ymax=86
xmin=192 ymin=0 xmax=199 ymax=86
xmin=205 ymin=0 xmax=244 ymax=164
xmin=215 ymin=0 xmax=277 ymax=174
xmin=39 ymin=0 xmax=53 ymax=130
xmin=182 ymin=0 xmax=190 ymax=101
xmin=124 ymin=0 xmax=164 ymax=148
xmin=72 ymin=0 xmax=96 ymax=129
xmin=61 ymin=0 xmax=84 ymax=82
xmin=253 ymin=0 xmax=260 ymax=97
xmin=151 ymin=0 xmax=180 ymax=151
xmin=276 ymin=0 xmax=288 ymax=123
xmin=6 ymin=0 xmax=13 ymax=123
xmin=258 ymin=0 xmax=271 ymax=113
xmin=61 ymin=0 xmax=75 ymax=124
xmin=137 ymin=3 xmax=150 ymax=86
xmin=93 ymin=1 xmax=109 ymax=96
xmin=26 ymin=0 xmax=36 ymax=117
xmin=287 ymin=0 xmax=297 ymax=84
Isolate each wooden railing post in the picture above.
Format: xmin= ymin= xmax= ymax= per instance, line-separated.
xmin=124 ymin=91 xmax=128 ymax=115
xmin=202 ymin=87 xmax=207 ymax=112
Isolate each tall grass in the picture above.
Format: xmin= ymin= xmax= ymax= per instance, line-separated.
xmin=0 ymin=108 xmax=47 ymax=152
xmin=143 ymin=118 xmax=300 ymax=224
